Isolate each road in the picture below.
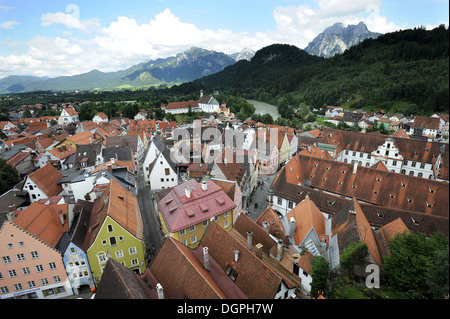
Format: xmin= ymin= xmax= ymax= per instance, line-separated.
xmin=247 ymin=172 xmax=278 ymax=221
xmin=136 ymin=163 xmax=164 ymax=261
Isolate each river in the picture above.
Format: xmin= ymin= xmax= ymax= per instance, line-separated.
xmin=247 ymin=100 xmax=280 ymax=120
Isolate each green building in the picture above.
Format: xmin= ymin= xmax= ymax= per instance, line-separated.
xmin=83 ymin=178 xmax=146 ymax=284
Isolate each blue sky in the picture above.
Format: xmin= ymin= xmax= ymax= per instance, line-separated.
xmin=0 ymin=0 xmax=448 ymax=78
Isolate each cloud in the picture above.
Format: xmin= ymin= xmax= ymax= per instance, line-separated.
xmin=0 ymin=20 xmax=20 ymax=29
xmin=41 ymin=11 xmax=100 ymax=32
xmin=1 ymin=4 xmax=405 ymax=78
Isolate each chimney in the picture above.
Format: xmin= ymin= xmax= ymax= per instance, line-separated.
xmin=60 ymin=214 xmax=64 ymax=226
xmin=353 ymin=162 xmax=358 ymax=175
xmin=246 ymin=231 xmax=253 ymax=251
xmin=6 ymin=211 xmax=15 ymax=221
xmin=202 ymin=181 xmax=207 ymax=191
xmin=203 ymin=247 xmax=210 ymax=271
xmin=276 ymin=239 xmax=283 ymax=261
xmin=234 ymin=249 xmax=240 ymax=263
xmin=289 ymin=217 xmax=296 ymax=237
xmin=255 ymin=243 xmax=263 ymax=260
xmin=185 ymin=187 xmax=191 ymax=199
xmin=156 ymin=283 xmax=164 ymax=300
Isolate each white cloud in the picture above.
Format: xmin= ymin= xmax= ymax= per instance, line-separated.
xmin=41 ymin=11 xmax=100 ymax=32
xmin=1 ymin=4 xmax=405 ymax=78
xmin=0 ymin=20 xmax=19 ymax=29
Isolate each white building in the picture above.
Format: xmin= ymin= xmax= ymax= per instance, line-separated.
xmin=58 ymin=107 xmax=79 ymax=125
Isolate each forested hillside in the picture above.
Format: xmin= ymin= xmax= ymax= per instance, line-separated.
xmin=195 ymin=25 xmax=449 ymax=116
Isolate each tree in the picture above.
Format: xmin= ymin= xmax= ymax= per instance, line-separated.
xmin=0 ymin=159 xmax=20 ymax=195
xmin=310 ymin=256 xmax=330 ymax=296
xmin=426 ymin=248 xmax=449 ymax=298
xmin=340 ymin=241 xmax=368 ymax=271
xmin=382 ymin=231 xmax=449 ymax=298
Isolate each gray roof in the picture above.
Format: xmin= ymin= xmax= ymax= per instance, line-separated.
xmin=102 ymin=146 xmax=133 ymax=162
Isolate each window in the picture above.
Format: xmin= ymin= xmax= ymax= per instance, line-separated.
xmin=165 ymin=168 xmax=170 ymax=175
xmin=2 ymin=256 xmax=11 ymax=264
xmin=288 ymin=201 xmax=294 ymax=209
xmin=190 ymin=236 xmax=197 ymax=244
xmin=30 ymin=251 xmax=39 ymax=259
xmin=98 ymin=254 xmax=107 ymax=263
xmin=35 ymin=265 xmax=44 ymax=272
xmin=109 ymin=237 xmax=117 ymax=246
xmin=129 ymin=247 xmax=137 ymax=255
xmin=107 ymin=225 xmax=113 ymax=233
xmin=225 ymin=220 xmax=230 ymax=228
xmin=409 ymin=171 xmax=414 ymax=176
xmin=225 ymin=264 xmax=238 ymax=282
xmin=22 ymin=267 xmax=31 ymax=275
xmin=393 ymin=160 xmax=397 ymax=166
xmin=8 ymin=269 xmax=17 ymax=277
xmin=48 ymin=262 xmax=57 ymax=270
xmin=202 ymin=220 xmax=208 ymax=227
xmin=180 ymin=229 xmax=186 ymax=236
xmin=131 ymin=259 xmax=139 ymax=267
xmin=420 ymin=163 xmax=425 ymax=169
xmin=277 ymin=197 xmax=282 ymax=205
xmin=115 ymin=250 xmax=124 ymax=258
xmin=189 ymin=225 xmax=196 ymax=232
xmin=27 ymin=281 xmax=36 ymax=288
xmin=412 ymin=162 xmax=416 ymax=168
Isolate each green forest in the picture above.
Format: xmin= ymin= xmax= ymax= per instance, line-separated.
xmin=196 ymin=25 xmax=449 ymax=117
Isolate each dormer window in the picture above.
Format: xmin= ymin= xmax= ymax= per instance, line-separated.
xmin=390 ymin=194 xmax=396 ymax=199
xmin=429 ymin=188 xmax=436 ymax=194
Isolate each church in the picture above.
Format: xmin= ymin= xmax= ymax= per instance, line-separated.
xmin=163 ymin=90 xmax=220 ymax=114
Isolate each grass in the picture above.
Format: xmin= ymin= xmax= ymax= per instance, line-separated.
xmin=343 ymin=286 xmax=369 ymax=299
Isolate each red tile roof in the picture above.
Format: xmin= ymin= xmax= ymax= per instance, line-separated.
xmin=14 ymin=202 xmax=69 ymax=247
xmin=158 ymin=180 xmax=236 ymax=232
xmin=27 ymin=163 xmax=63 ymax=197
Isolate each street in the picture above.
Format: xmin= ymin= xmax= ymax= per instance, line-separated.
xmin=136 ymin=163 xmax=164 ymax=261
xmin=247 ymin=172 xmax=277 ymax=221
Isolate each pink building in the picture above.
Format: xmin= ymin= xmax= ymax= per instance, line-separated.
xmin=0 ymin=204 xmax=73 ymax=299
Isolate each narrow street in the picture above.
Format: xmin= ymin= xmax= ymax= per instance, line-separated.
xmin=136 ymin=163 xmax=164 ymax=261
xmin=247 ymin=172 xmax=277 ymax=221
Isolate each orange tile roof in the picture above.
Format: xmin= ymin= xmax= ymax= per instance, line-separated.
xmin=48 ymin=144 xmax=76 ymax=159
xmin=84 ymin=178 xmax=143 ymax=250
xmin=286 ymin=196 xmax=327 ymax=246
xmin=14 ymin=202 xmax=69 ymax=247
xmin=63 ymin=107 xmax=79 ymax=116
xmin=27 ymin=163 xmax=63 ymax=197
xmin=66 ymin=131 xmax=99 ymax=145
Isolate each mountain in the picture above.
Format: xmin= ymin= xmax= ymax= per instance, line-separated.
xmin=304 ymin=22 xmax=381 ymax=58
xmin=229 ymin=48 xmax=256 ymax=62
xmin=195 ymin=26 xmax=449 ymax=114
xmin=0 ymin=47 xmax=239 ymax=93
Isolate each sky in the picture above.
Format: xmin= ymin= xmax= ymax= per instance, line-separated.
xmin=0 ymin=0 xmax=448 ymax=78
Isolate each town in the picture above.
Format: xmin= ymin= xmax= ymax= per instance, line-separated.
xmin=0 ymin=90 xmax=448 ymax=300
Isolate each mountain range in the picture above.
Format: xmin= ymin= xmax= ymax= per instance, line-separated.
xmin=0 ymin=47 xmax=255 ymax=94
xmin=304 ymin=21 xmax=381 ymax=58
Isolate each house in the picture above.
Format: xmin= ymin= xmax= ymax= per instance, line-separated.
xmin=320 ymin=128 xmax=449 ymax=180
xmin=0 ymin=202 xmax=74 ymax=299
xmin=83 ymin=178 xmax=146 ymax=284
xmin=58 ymin=107 xmax=79 ymax=125
xmin=268 ymin=155 xmax=449 ymax=237
xmin=102 ymin=146 xmax=135 ymax=171
xmin=143 ymin=135 xmax=178 ymax=190
xmin=105 ymin=135 xmax=144 ymax=165
xmin=133 ymin=111 xmax=147 ymax=121
xmin=0 ymin=219 xmax=73 ymax=299
xmin=198 ymin=92 xmax=220 ymax=113
xmin=94 ymin=258 xmax=152 ymax=299
xmin=230 ymin=213 xmax=301 ymax=296
xmin=257 ymin=141 xmax=279 ymax=175
xmin=283 ymin=196 xmax=329 ymax=259
xmin=199 ymin=220 xmax=290 ymax=299
xmin=62 ymin=200 xmax=95 ymax=295
xmin=73 ymin=143 xmax=103 ymax=173
xmin=92 ymin=112 xmax=108 ymax=124
xmin=22 ymin=163 xmax=63 ymax=203
xmin=59 ymin=131 xmax=102 ymax=150
xmin=155 ymin=179 xmax=236 ymax=248
xmin=139 ymin=236 xmax=247 ymax=299
xmin=324 ymin=106 xmax=343 ymax=118
xmin=410 ymin=116 xmax=441 ymax=139
xmin=44 ymin=144 xmax=76 ymax=169
xmin=6 ymin=151 xmax=36 ymax=177
xmin=329 ymin=198 xmax=382 ymax=269
xmin=212 ymin=178 xmax=243 ymax=223
xmin=164 ymin=100 xmax=199 ymax=114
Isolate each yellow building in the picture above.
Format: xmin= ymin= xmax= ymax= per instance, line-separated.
xmin=156 ymin=179 xmax=236 ymax=248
